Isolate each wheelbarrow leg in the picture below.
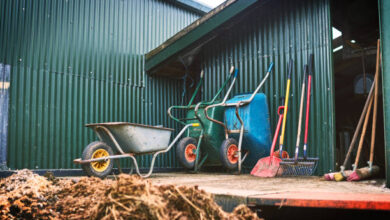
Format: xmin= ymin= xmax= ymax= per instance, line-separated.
xmin=115 ymin=160 xmax=123 ymax=174
xmin=236 ymin=102 xmax=245 ymax=174
xmin=128 ymin=153 xmax=158 ymax=178
xmin=128 ymin=123 xmax=197 ymax=178
xmin=194 ymin=130 xmax=204 ymax=172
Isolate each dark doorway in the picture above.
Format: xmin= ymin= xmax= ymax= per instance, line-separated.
xmin=331 ymin=0 xmax=385 ymax=177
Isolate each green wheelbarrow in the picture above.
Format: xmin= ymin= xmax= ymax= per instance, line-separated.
xmin=74 ymin=122 xmax=200 ymax=178
xmin=168 ymin=67 xmax=238 ymax=171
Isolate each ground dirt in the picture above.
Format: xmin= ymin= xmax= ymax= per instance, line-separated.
xmin=0 ymin=170 xmax=260 ymax=220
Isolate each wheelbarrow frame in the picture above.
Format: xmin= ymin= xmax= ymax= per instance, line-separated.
xmin=204 ymin=63 xmax=274 ymax=173
xmin=74 ymin=123 xmax=198 ymax=178
xmin=167 ymin=67 xmax=238 ymax=171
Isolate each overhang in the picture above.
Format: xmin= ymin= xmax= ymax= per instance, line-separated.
xmin=145 ymin=0 xmax=266 ymax=77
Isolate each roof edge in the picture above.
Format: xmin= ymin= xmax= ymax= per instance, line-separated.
xmin=146 ymin=0 xmax=259 ymax=74
xmin=172 ymin=0 xmax=212 ymax=15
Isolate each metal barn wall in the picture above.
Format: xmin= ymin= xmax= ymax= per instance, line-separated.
xmin=379 ymin=0 xmax=390 ymax=187
xmin=0 ymin=0 xmax=199 ymax=169
xmin=201 ymin=0 xmax=334 ymax=174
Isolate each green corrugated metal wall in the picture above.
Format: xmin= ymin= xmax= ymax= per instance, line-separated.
xmin=201 ymin=0 xmax=335 ymax=174
xmin=379 ymin=0 xmax=390 ymax=187
xmin=0 ymin=0 xmax=199 ymax=169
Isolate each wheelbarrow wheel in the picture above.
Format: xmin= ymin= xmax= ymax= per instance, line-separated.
xmin=81 ymin=141 xmax=114 ymax=178
xmin=176 ymin=137 xmax=200 ymax=169
xmin=220 ymin=138 xmax=239 ymax=170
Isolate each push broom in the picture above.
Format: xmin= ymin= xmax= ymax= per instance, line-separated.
xmin=326 ymin=81 xmax=375 ymax=181
xmin=279 ymin=54 xmax=319 ymax=176
xmin=348 ymin=39 xmax=381 ymax=181
xmin=325 ymin=40 xmax=381 ymax=181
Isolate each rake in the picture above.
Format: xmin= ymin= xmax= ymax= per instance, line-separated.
xmin=279 ymin=54 xmax=319 ymax=176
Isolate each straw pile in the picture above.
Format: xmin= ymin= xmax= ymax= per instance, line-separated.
xmin=0 ymin=169 xmax=57 ymax=219
xmin=0 ymin=170 xmax=260 ymax=220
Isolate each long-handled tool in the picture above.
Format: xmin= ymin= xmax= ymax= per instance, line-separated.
xmin=368 ymin=39 xmax=381 ymax=172
xmin=326 ymin=75 xmax=375 ymax=181
xmin=327 ymin=40 xmax=380 ymax=181
xmin=347 ymin=93 xmax=373 ymax=178
xmin=348 ymin=39 xmax=381 ymax=181
xmin=250 ymin=105 xmax=284 ymax=177
xmin=276 ymin=60 xmax=293 ymax=159
xmin=279 ymin=54 xmax=319 ymax=176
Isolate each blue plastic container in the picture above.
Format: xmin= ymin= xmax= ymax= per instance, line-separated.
xmin=225 ymin=93 xmax=272 ymax=169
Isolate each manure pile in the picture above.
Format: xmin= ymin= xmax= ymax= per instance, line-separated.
xmin=0 ymin=170 xmax=260 ymax=220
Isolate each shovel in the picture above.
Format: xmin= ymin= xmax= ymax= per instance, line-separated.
xmin=251 ymin=106 xmax=284 ymax=177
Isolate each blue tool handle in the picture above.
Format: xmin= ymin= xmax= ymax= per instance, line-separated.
xmin=267 ymin=62 xmax=274 ymax=73
xmin=303 ymin=144 xmax=307 ymax=159
xmin=308 ymin=54 xmax=314 ymax=76
xmin=234 ymin=68 xmax=239 ymax=78
xmin=287 ymin=59 xmax=293 ymax=79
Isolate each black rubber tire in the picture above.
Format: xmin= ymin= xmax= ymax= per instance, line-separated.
xmin=220 ymin=138 xmax=239 ymax=170
xmin=81 ymin=141 xmax=114 ymax=178
xmin=176 ymin=137 xmax=200 ymax=169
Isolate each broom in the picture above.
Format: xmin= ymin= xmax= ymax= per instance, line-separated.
xmin=324 ymin=39 xmax=380 ymax=181
xmin=348 ymin=39 xmax=381 ymax=181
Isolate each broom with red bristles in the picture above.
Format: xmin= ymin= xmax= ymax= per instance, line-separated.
xmin=348 ymin=39 xmax=381 ymax=181
xmin=324 ymin=39 xmax=381 ymax=181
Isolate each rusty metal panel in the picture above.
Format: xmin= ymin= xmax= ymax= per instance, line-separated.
xmin=0 ymin=0 xmax=199 ymax=169
xmin=201 ymin=0 xmax=335 ymax=174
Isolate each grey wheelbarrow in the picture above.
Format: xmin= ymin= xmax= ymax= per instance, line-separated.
xmin=74 ymin=122 xmax=199 ymax=178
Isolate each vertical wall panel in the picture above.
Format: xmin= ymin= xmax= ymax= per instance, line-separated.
xmin=201 ymin=0 xmax=334 ymax=174
xmin=0 ymin=64 xmax=10 ymax=169
xmin=0 ymin=0 xmax=199 ymax=169
xmin=379 ymin=0 xmax=390 ymax=187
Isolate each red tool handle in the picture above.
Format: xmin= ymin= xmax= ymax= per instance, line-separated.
xmin=303 ymin=54 xmax=313 ymax=159
xmin=304 ymin=75 xmax=311 ymax=144
xmin=270 ymin=106 xmax=284 ymax=158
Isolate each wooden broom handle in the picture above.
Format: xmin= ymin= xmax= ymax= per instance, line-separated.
xmin=342 ymin=80 xmax=375 ymax=168
xmin=354 ymin=95 xmax=373 ymax=170
xmin=369 ymin=39 xmax=381 ymax=163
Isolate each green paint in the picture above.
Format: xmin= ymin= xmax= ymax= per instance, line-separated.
xmin=379 ymin=0 xmax=390 ymax=188
xmin=0 ymin=0 xmax=199 ymax=169
xmin=186 ymin=105 xmax=226 ymax=165
xmin=200 ymin=0 xmax=334 ymax=175
xmin=145 ymin=0 xmax=259 ymax=71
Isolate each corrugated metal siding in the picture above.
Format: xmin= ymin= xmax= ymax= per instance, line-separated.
xmin=0 ymin=64 xmax=10 ymax=169
xmin=379 ymin=0 xmax=390 ymax=187
xmin=201 ymin=0 xmax=335 ymax=174
xmin=0 ymin=0 xmax=199 ymax=169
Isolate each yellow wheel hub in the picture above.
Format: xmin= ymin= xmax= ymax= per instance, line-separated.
xmin=91 ymin=149 xmax=110 ymax=172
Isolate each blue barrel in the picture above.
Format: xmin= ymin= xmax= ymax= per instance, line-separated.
xmin=225 ymin=93 xmax=272 ymax=169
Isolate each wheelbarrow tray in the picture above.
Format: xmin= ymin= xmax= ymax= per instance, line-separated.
xmin=85 ymin=122 xmax=174 ymax=154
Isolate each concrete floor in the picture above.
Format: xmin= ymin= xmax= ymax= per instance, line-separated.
xmin=149 ymin=172 xmax=390 ymax=195
xmin=148 ymin=172 xmax=390 ymax=212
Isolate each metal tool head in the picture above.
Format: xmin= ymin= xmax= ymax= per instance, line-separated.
xmin=250 ymin=156 xmax=282 ymax=177
xmin=278 ymin=157 xmax=319 ymax=176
